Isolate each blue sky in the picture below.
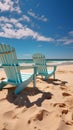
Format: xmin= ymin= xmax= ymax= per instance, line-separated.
xmin=0 ymin=0 xmax=73 ymax=59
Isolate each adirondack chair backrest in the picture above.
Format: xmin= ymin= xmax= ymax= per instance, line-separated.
xmin=0 ymin=44 xmax=22 ymax=84
xmin=32 ymin=53 xmax=48 ymax=75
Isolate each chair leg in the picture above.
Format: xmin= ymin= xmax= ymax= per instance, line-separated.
xmin=33 ymin=74 xmax=36 ymax=87
xmin=14 ymin=75 xmax=34 ymax=95
xmin=53 ymin=73 xmax=55 ymax=79
xmin=14 ymin=82 xmax=28 ymax=95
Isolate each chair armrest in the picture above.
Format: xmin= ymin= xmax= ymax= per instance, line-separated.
xmin=19 ymin=65 xmax=37 ymax=75
xmin=19 ymin=65 xmax=33 ymax=70
xmin=1 ymin=65 xmax=34 ymax=69
xmin=46 ymin=64 xmax=57 ymax=67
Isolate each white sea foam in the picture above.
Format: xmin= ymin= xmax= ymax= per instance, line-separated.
xmin=47 ymin=61 xmax=73 ymax=66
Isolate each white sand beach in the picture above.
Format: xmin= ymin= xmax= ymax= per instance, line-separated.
xmin=0 ymin=64 xmax=73 ymax=130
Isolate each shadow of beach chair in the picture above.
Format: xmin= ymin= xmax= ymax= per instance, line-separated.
xmin=32 ymin=53 xmax=57 ymax=80
xmin=0 ymin=44 xmax=36 ymax=95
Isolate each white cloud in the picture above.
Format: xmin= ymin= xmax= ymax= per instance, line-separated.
xmin=35 ymin=35 xmax=54 ymax=42
xmin=0 ymin=16 xmax=30 ymax=25
xmin=0 ymin=0 xmax=21 ymax=13
xmin=69 ymin=31 xmax=73 ymax=37
xmin=56 ymin=30 xmax=73 ymax=45
xmin=19 ymin=15 xmax=31 ymax=22
xmin=28 ymin=10 xmax=48 ymax=22
xmin=0 ymin=16 xmax=9 ymax=22
xmin=10 ymin=18 xmax=18 ymax=23
xmin=64 ymin=39 xmax=73 ymax=45
xmin=0 ymin=16 xmax=53 ymax=42
xmin=57 ymin=37 xmax=73 ymax=45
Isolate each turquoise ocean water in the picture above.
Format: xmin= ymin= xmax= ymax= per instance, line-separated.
xmin=0 ymin=59 xmax=73 ymax=66
xmin=18 ymin=59 xmax=73 ymax=64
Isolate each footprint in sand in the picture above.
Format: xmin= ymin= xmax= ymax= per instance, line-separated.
xmin=34 ymin=109 xmax=48 ymax=121
xmin=65 ymin=121 xmax=73 ymax=125
xmin=34 ymin=126 xmax=41 ymax=130
xmin=62 ymin=92 xmax=71 ymax=97
xmin=53 ymin=103 xmax=66 ymax=108
xmin=2 ymin=128 xmax=7 ymax=130
xmin=2 ymin=122 xmax=8 ymax=130
xmin=63 ymin=111 xmax=73 ymax=126
xmin=28 ymin=109 xmax=49 ymax=123
xmin=3 ymin=110 xmax=21 ymax=130
xmin=3 ymin=110 xmax=19 ymax=119
xmin=60 ymin=86 xmax=68 ymax=90
xmin=61 ymin=109 xmax=68 ymax=114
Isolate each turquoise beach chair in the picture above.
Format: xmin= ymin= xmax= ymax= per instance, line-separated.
xmin=32 ymin=53 xmax=57 ymax=80
xmin=0 ymin=44 xmax=36 ymax=95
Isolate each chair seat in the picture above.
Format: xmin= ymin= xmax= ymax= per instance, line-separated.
xmin=38 ymin=70 xmax=54 ymax=77
xmin=47 ymin=70 xmax=54 ymax=74
xmin=2 ymin=73 xmax=33 ymax=85
xmin=21 ymin=73 xmax=33 ymax=82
